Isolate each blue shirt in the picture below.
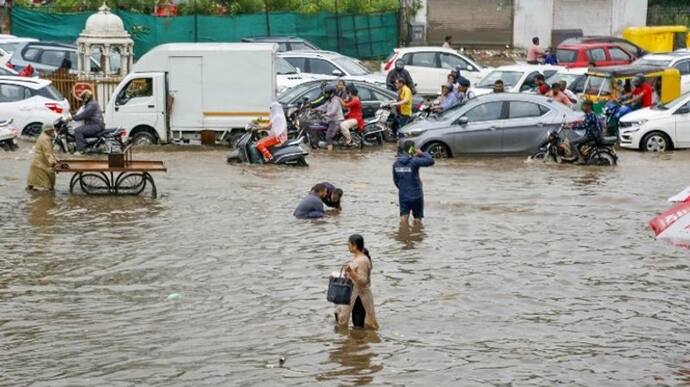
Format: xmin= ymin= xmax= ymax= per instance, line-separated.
xmin=393 ymin=153 xmax=435 ymax=201
xmin=439 ymin=92 xmax=459 ymax=111
xmin=294 ymin=193 xmax=325 ymax=219
xmin=573 ymin=111 xmax=602 ymax=140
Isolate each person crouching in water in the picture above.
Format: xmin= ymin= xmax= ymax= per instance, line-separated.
xmin=335 ymin=234 xmax=379 ymax=329
xmin=320 ymin=182 xmax=343 ymax=210
xmin=254 ymin=102 xmax=288 ymax=162
xmin=26 ymin=123 xmax=58 ymax=192
xmin=393 ymin=140 xmax=434 ymax=224
xmin=294 ymin=184 xmax=328 ymax=219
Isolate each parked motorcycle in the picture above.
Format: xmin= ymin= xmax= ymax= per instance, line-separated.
xmin=226 ymin=123 xmax=309 ymax=166
xmin=53 ymin=116 xmax=127 ymax=154
xmin=361 ymin=101 xmax=397 ymax=145
xmin=530 ymin=123 xmax=618 ymax=166
xmin=603 ymin=100 xmax=633 ymax=137
xmin=0 ymin=119 xmax=19 ymax=151
xmin=412 ymin=98 xmax=434 ymax=122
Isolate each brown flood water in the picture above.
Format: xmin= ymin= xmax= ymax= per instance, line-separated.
xmin=0 ymin=141 xmax=689 ymax=386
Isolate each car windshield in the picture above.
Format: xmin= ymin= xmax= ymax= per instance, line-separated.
xmin=276 ymin=58 xmax=298 ymax=75
xmin=277 ymin=82 xmax=318 ymax=104
xmin=332 ymin=57 xmax=369 ymax=76
xmin=655 ymin=92 xmax=690 ymax=110
xmin=634 ymin=58 xmax=672 ymax=68
xmin=477 ymin=70 xmax=523 ymax=88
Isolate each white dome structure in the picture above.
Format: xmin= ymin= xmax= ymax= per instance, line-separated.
xmin=76 ymin=3 xmax=134 ymax=77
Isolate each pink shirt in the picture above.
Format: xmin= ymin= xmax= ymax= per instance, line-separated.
xmin=526 ymin=45 xmax=544 ymax=62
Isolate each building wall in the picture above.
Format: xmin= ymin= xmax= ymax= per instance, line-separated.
xmin=513 ymin=0 xmax=553 ymax=50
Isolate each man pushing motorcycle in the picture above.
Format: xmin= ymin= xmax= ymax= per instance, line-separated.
xmin=566 ymin=100 xmax=603 ymax=163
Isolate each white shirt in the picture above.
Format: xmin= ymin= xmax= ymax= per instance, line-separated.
xmin=269 ymin=102 xmax=287 ymax=141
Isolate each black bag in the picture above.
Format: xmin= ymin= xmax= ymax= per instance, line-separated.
xmin=327 ymin=265 xmax=353 ymax=305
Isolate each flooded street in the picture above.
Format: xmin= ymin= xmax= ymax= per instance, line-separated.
xmin=1 ymin=143 xmax=688 ymax=386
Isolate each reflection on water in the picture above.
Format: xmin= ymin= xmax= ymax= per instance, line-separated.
xmin=1 ymin=146 xmax=689 ymax=385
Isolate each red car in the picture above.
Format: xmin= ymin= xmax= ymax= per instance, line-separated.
xmin=556 ymin=42 xmax=636 ymax=68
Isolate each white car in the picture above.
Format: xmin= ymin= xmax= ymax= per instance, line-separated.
xmin=279 ymin=50 xmax=386 ymax=86
xmin=474 ymin=64 xmax=565 ymax=96
xmin=381 ymin=47 xmax=490 ymax=96
xmin=619 ymin=92 xmax=690 ymax=152
xmin=275 ymin=57 xmax=325 ymax=94
xmin=634 ymin=51 xmax=690 ymax=94
xmin=0 ymin=76 xmax=70 ymax=137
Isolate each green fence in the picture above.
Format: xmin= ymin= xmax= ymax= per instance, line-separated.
xmin=11 ymin=7 xmax=398 ymax=59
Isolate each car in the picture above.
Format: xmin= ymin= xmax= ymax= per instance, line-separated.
xmin=277 ymin=79 xmax=423 ymax=119
xmin=556 ymin=42 xmax=636 ymax=68
xmin=279 ymin=50 xmax=386 ymax=85
xmin=0 ymin=76 xmax=70 ymax=137
xmin=398 ymin=93 xmax=583 ymax=157
xmin=9 ymin=41 xmax=115 ymax=74
xmin=543 ymin=68 xmax=588 ymax=95
xmin=619 ymin=92 xmax=690 ymax=152
xmin=381 ymin=47 xmax=490 ymax=96
xmin=560 ymin=36 xmax=647 ymax=58
xmin=241 ymin=36 xmax=320 ymax=52
xmin=633 ymin=51 xmax=690 ymax=94
xmin=276 ymin=57 xmax=326 ymax=95
xmin=0 ymin=37 xmax=38 ymax=57
xmin=474 ymin=65 xmax=565 ymax=96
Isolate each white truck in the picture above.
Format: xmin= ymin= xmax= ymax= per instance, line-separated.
xmin=105 ymin=43 xmax=277 ymax=145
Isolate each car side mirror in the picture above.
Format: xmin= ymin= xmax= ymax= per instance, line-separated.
xmin=456 ymin=116 xmax=469 ymax=125
xmin=332 ymin=70 xmax=344 ymax=77
xmin=295 ymin=67 xmax=301 ymax=74
xmin=677 ymin=106 xmax=690 ymax=114
xmin=465 ymin=65 xmax=474 ymax=72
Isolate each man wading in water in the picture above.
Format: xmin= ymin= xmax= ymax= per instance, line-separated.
xmin=393 ymin=140 xmax=434 ymax=224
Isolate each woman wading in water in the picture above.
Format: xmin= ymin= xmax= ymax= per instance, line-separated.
xmin=335 ymin=234 xmax=379 ymax=329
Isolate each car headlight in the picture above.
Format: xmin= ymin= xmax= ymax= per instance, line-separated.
xmin=626 ymin=120 xmax=648 ymax=127
xmin=402 ymin=129 xmax=426 ymax=138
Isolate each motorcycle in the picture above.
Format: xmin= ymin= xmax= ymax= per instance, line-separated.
xmin=530 ymin=123 xmax=618 ymax=166
xmin=411 ymin=98 xmax=435 ymax=122
xmin=0 ymin=119 xmax=19 ymax=151
xmin=361 ymin=101 xmax=397 ymax=145
xmin=297 ymin=109 xmax=364 ymax=149
xmin=603 ymin=99 xmax=633 ymax=137
xmin=53 ymin=116 xmax=127 ymax=154
xmin=226 ymin=123 xmax=309 ymax=166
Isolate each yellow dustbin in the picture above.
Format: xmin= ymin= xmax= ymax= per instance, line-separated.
xmin=623 ymin=26 xmax=689 ymax=53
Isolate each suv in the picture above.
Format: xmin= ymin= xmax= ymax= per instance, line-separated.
xmin=9 ymin=42 xmax=115 ymax=74
xmin=0 ymin=76 xmax=70 ymax=136
xmin=634 ymin=51 xmax=690 ymax=94
xmin=241 ymin=36 xmax=320 ymax=52
xmin=279 ymin=50 xmax=385 ymax=85
xmin=556 ymin=42 xmax=636 ymax=68
xmin=560 ymin=36 xmax=647 ymax=58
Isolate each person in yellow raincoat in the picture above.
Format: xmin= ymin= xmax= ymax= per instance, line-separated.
xmin=26 ymin=123 xmax=57 ymax=191
xmin=335 ymin=234 xmax=379 ymax=329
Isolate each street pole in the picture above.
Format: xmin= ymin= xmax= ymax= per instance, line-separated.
xmin=194 ymin=0 xmax=198 ymax=42
xmin=335 ymin=0 xmax=340 ymax=52
xmin=265 ymin=0 xmax=271 ymax=36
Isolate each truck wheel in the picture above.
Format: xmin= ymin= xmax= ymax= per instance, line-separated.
xmin=130 ymin=131 xmax=156 ymax=146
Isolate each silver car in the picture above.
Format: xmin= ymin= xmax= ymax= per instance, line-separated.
xmin=399 ymin=93 xmax=583 ymax=157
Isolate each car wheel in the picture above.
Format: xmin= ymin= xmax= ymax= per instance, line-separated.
xmin=641 ymin=132 xmax=671 ymax=152
xmin=423 ymin=141 xmax=451 ymax=158
xmin=130 ymin=131 xmax=156 ymax=146
xmin=22 ymin=122 xmax=43 ymax=138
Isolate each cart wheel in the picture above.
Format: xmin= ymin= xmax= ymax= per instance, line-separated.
xmin=115 ymin=173 xmax=147 ymax=195
xmin=79 ymin=173 xmax=111 ymax=194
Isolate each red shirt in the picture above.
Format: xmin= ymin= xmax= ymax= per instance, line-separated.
xmin=633 ymin=83 xmax=653 ymax=108
xmin=342 ymin=97 xmax=364 ymax=130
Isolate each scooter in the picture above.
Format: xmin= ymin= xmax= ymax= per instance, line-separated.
xmin=530 ymin=123 xmax=618 ymax=166
xmin=226 ymin=123 xmax=309 ymax=166
xmin=361 ymin=101 xmax=397 ymax=145
xmin=0 ymin=119 xmax=19 ymax=151
xmin=603 ymin=99 xmax=633 ymax=137
xmin=53 ymin=116 xmax=127 ymax=154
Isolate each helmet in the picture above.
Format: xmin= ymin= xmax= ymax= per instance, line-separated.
xmin=633 ymin=74 xmax=645 ymax=86
xmin=458 ymin=76 xmax=470 ymax=88
xmin=323 ymin=85 xmax=336 ymax=97
xmin=395 ymin=59 xmax=405 ymax=70
xmin=79 ymin=89 xmax=93 ymax=101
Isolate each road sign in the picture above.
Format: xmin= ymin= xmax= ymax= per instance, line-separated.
xmin=72 ymin=82 xmax=93 ymax=100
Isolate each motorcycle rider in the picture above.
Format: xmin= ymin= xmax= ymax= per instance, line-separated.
xmin=308 ymin=81 xmax=330 ymax=109
xmin=433 ymin=84 xmax=459 ymax=113
xmin=566 ymin=100 xmax=602 ymax=163
xmin=455 ymin=77 xmax=476 ymax=103
xmin=70 ymin=89 xmax=105 ymax=155
xmin=315 ymin=85 xmax=343 ymax=151
xmin=338 ymin=86 xmax=363 ymax=146
xmin=386 ymin=59 xmax=415 ymax=94
xmin=254 ymin=101 xmax=288 ymax=162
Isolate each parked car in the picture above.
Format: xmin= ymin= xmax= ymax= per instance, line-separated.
xmin=381 ymin=47 xmax=490 ymax=96
xmin=560 ymin=36 xmax=647 ymax=58
xmin=276 ymin=57 xmax=325 ymax=95
xmin=241 ymin=36 xmax=320 ymax=52
xmin=0 ymin=76 xmax=70 ymax=137
xmin=0 ymin=37 xmax=38 ymax=57
xmin=279 ymin=50 xmax=386 ymax=85
xmin=543 ymin=68 xmax=588 ymax=95
xmin=556 ymin=42 xmax=636 ymax=68
xmin=398 ymin=93 xmax=583 ymax=157
xmin=474 ymin=65 xmax=564 ymax=96
xmin=9 ymin=41 xmax=114 ymax=74
xmin=619 ymin=92 xmax=690 ymax=152
xmin=277 ymin=79 xmax=423 ymax=119
xmin=633 ymin=51 xmax=690 ymax=94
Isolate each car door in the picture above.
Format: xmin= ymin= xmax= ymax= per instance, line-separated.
xmin=608 ymin=47 xmax=633 ymax=66
xmin=284 ymin=57 xmax=307 ymax=73
xmin=308 ymin=58 xmax=341 ymax=77
xmin=587 ymin=48 xmax=608 ymax=67
xmin=673 ymin=60 xmax=690 ymax=94
xmin=673 ymin=99 xmax=690 ymax=147
xmin=357 ymin=86 xmax=380 ymax=119
xmin=110 ymin=75 xmax=164 ymax=134
xmin=0 ymin=83 xmax=31 ymax=133
xmin=502 ymin=101 xmax=552 ymax=154
xmin=37 ymin=49 xmax=67 ymax=73
xmin=402 ymin=52 xmax=439 ymax=95
xmin=450 ymin=101 xmax=505 ymax=154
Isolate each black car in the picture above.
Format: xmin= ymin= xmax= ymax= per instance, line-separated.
xmin=560 ymin=36 xmax=647 ymax=58
xmin=241 ymin=36 xmax=320 ymax=52
xmin=277 ymin=79 xmax=422 ymax=119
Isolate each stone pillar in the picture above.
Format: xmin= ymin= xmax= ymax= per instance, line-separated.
xmin=103 ymin=44 xmax=111 ymax=76
xmin=84 ymin=43 xmax=91 ymax=74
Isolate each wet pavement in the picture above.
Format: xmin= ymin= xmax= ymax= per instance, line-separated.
xmin=1 ymin=141 xmax=688 ymax=386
